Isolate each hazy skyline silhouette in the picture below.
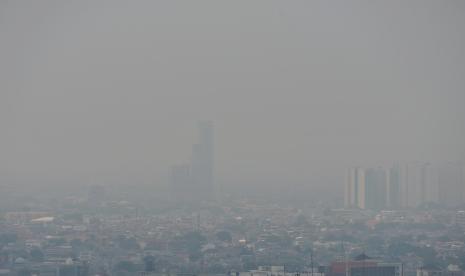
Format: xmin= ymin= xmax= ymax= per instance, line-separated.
xmin=2 ymin=1 xmax=464 ymax=192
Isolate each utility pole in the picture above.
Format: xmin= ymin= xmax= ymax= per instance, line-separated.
xmin=310 ymin=248 xmax=314 ymax=276
xmin=345 ymin=245 xmax=349 ymax=276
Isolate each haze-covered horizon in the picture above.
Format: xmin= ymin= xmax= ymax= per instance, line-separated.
xmin=2 ymin=0 xmax=465 ymax=191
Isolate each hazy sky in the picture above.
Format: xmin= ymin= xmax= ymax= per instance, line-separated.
xmin=2 ymin=1 xmax=465 ymax=190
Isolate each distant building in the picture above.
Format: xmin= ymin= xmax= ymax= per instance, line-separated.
xmin=4 ymin=212 xmax=52 ymax=223
xmin=327 ymin=254 xmax=402 ymax=276
xmin=169 ymin=121 xmax=215 ymax=203
xmin=345 ymin=167 xmax=365 ymax=209
xmin=400 ymin=162 xmax=464 ymax=208
xmin=191 ymin=121 xmax=214 ymax=201
xmin=238 ymin=265 xmax=324 ymax=276
xmin=364 ymin=168 xmax=387 ymax=210
xmin=402 ymin=162 xmax=433 ymax=208
xmin=387 ymin=165 xmax=401 ymax=208
xmin=345 ymin=167 xmax=388 ymax=210
xmin=456 ymin=210 xmax=465 ymax=229
xmin=438 ymin=162 xmax=464 ymax=207
xmin=347 ymin=162 xmax=465 ymax=210
xmin=402 ymin=162 xmax=442 ymax=208
xmin=417 ymin=265 xmax=465 ymax=276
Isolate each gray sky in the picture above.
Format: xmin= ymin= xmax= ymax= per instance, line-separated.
xmin=2 ymin=0 xmax=465 ymax=190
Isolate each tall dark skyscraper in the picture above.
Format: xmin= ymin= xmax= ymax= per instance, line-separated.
xmin=170 ymin=121 xmax=215 ymax=202
xmin=191 ymin=121 xmax=214 ymax=200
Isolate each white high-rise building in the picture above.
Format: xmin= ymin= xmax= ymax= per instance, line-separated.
xmin=364 ymin=167 xmax=387 ymax=210
xmin=402 ymin=162 xmax=438 ymax=208
xmin=438 ymin=162 xmax=464 ymax=207
xmin=424 ymin=164 xmax=439 ymax=204
xmin=345 ymin=167 xmax=365 ymax=209
xmin=347 ymin=162 xmax=465 ymax=209
xmin=345 ymin=167 xmax=387 ymax=210
xmin=387 ymin=165 xmax=401 ymax=208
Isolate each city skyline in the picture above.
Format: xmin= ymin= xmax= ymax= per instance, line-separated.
xmin=2 ymin=1 xmax=465 ymax=192
xmin=1 ymin=1 xmax=465 ymax=274
xmin=345 ymin=162 xmax=465 ymax=210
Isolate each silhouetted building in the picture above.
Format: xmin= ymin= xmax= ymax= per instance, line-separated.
xmin=191 ymin=121 xmax=214 ymax=201
xmin=327 ymin=254 xmax=402 ymax=276
xmin=364 ymin=167 xmax=387 ymax=210
xmin=345 ymin=167 xmax=388 ymax=210
xmin=402 ymin=162 xmax=438 ymax=208
xmin=143 ymin=255 xmax=155 ymax=272
xmin=417 ymin=265 xmax=465 ymax=276
xmin=348 ymin=162 xmax=464 ymax=209
xmin=456 ymin=210 xmax=465 ymax=229
xmin=345 ymin=167 xmax=364 ymax=209
xmin=170 ymin=121 xmax=215 ymax=203
xmin=387 ymin=164 xmax=401 ymax=208
xmin=438 ymin=162 xmax=464 ymax=207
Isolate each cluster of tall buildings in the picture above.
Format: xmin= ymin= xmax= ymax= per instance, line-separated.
xmin=345 ymin=162 xmax=465 ymax=210
xmin=170 ymin=121 xmax=215 ymax=203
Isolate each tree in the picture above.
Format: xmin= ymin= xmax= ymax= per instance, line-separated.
xmin=0 ymin=233 xmax=17 ymax=245
xmin=29 ymin=247 xmax=44 ymax=262
xmin=458 ymin=251 xmax=465 ymax=271
xmin=181 ymin=231 xmax=207 ymax=253
xmin=293 ymin=214 xmax=309 ymax=227
xmin=216 ymin=231 xmax=232 ymax=243
xmin=143 ymin=255 xmax=155 ymax=272
xmin=115 ymin=261 xmax=136 ymax=272
xmin=117 ymin=236 xmax=140 ymax=251
xmin=48 ymin=237 xmax=66 ymax=246
xmin=17 ymin=269 xmax=33 ymax=276
xmin=387 ymin=241 xmax=415 ymax=256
